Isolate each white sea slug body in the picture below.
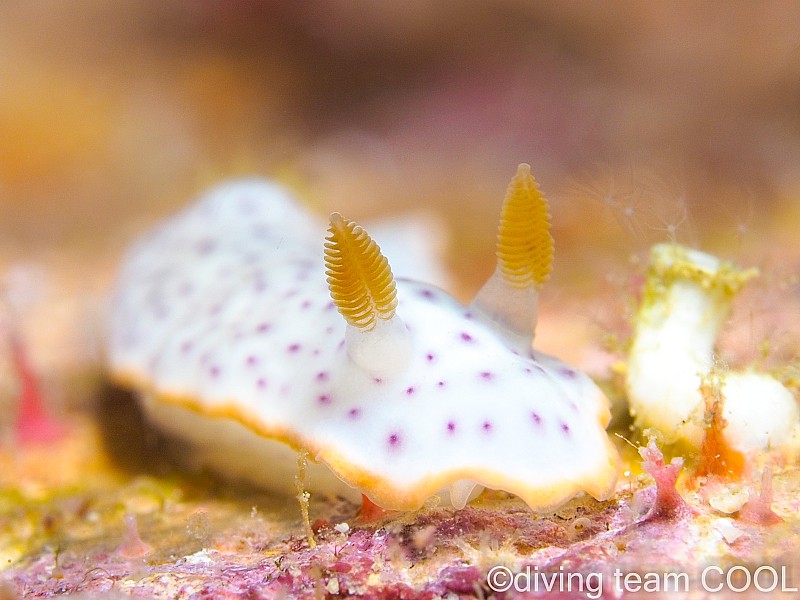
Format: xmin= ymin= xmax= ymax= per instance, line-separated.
xmin=108 ymin=165 xmax=620 ymax=511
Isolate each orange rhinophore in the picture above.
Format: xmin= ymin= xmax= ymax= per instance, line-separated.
xmin=325 ymin=212 xmax=398 ymax=331
xmin=496 ymin=163 xmax=554 ymax=290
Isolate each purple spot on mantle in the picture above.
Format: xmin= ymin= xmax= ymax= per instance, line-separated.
xmin=325 ymin=301 xmax=336 ymax=311
xmin=446 ymin=421 xmax=457 ymax=434
xmin=524 ymin=366 xmax=543 ymax=376
xmin=256 ymin=322 xmax=271 ymax=333
xmin=559 ymin=367 xmax=577 ymax=379
xmin=348 ymin=407 xmax=361 ymax=419
xmin=463 ymin=311 xmax=474 ymax=319
xmin=238 ymin=197 xmax=256 ymax=215
xmin=251 ymin=224 xmax=269 ymax=238
xmin=209 ymin=366 xmax=220 ymax=378
xmin=373 ymin=377 xmax=383 ymax=385
xmin=318 ymin=394 xmax=332 ymax=405
xmin=560 ymin=422 xmax=571 ymax=434
xmin=482 ymin=421 xmax=493 ymax=433
xmin=196 ymin=239 xmax=215 ymax=255
xmin=256 ymin=378 xmax=267 ymax=390
xmin=387 ymin=432 xmax=402 ymax=449
xmin=437 ymin=380 xmax=446 ymax=388
xmin=180 ymin=340 xmax=193 ymax=354
xmin=460 ymin=332 xmax=474 ymax=343
xmin=426 ymin=353 xmax=435 ymax=362
xmin=316 ymin=371 xmax=329 ymax=382
xmin=479 ymin=371 xmax=494 ymax=381
xmin=300 ymin=300 xmax=312 ymax=310
xmin=419 ymin=289 xmax=435 ymax=300
xmin=287 ymin=343 xmax=301 ymax=353
xmin=246 ymin=355 xmax=258 ymax=367
xmin=531 ymin=412 xmax=542 ymax=426
xmin=406 ymin=386 xmax=415 ymax=395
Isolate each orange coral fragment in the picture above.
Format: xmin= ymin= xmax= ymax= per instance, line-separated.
xmin=358 ymin=494 xmax=391 ymax=522
xmin=695 ymin=375 xmax=745 ymax=480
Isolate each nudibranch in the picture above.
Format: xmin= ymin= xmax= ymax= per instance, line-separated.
xmin=107 ymin=164 xmax=620 ymax=511
xmin=626 ymin=244 xmax=800 ymax=464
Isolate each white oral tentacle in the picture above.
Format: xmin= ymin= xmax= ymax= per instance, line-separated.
xmin=449 ymin=480 xmax=484 ymax=510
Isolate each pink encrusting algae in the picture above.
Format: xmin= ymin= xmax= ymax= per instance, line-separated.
xmin=739 ymin=468 xmax=783 ymax=526
xmin=638 ymin=438 xmax=692 ymax=521
xmin=9 ymin=333 xmax=67 ymax=445
xmin=116 ymin=513 xmax=153 ymax=559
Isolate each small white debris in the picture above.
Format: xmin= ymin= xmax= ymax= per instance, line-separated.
xmin=333 ymin=522 xmax=350 ymax=533
xmin=181 ymin=549 xmax=215 ymax=565
xmin=326 ymin=577 xmax=340 ymax=594
xmin=714 ymin=518 xmax=745 ymax=545
xmin=708 ymin=485 xmax=749 ymax=514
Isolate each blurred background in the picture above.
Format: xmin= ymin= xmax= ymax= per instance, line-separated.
xmin=2 ymin=1 xmax=800 ymax=406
